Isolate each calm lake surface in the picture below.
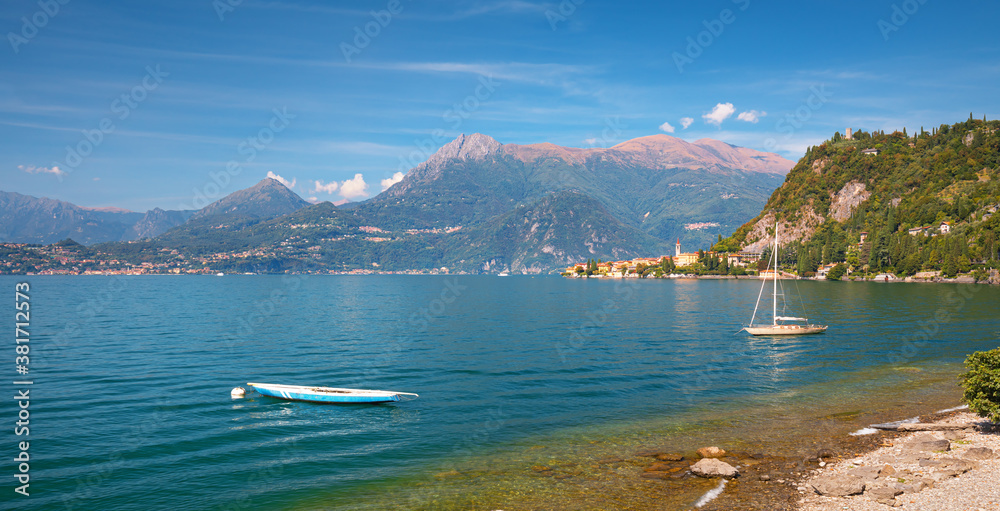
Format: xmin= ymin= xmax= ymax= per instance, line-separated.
xmin=2 ymin=275 xmax=997 ymax=510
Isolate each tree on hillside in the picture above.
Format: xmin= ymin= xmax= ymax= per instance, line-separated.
xmin=659 ymin=257 xmax=675 ymax=275
xmin=942 ymin=254 xmax=958 ymax=277
xmin=826 ymin=263 xmax=847 ymax=281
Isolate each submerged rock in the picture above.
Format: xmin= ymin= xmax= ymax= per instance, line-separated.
xmin=816 ymin=448 xmax=836 ymax=459
xmin=655 ymin=453 xmax=684 ymax=461
xmin=696 ymin=446 xmax=726 ymax=458
xmin=643 ymin=462 xmax=673 ymax=472
xmin=691 ymin=458 xmax=739 ymax=478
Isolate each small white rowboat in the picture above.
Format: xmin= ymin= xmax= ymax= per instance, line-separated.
xmin=246 ymin=382 xmax=418 ymax=404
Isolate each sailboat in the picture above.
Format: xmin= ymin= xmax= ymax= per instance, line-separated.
xmin=743 ymin=218 xmax=828 ymax=336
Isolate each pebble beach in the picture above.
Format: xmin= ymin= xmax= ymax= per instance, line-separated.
xmin=799 ymin=411 xmax=1000 ymax=511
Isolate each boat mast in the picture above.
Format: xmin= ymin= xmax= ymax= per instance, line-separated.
xmin=772 ymin=217 xmax=778 ymax=326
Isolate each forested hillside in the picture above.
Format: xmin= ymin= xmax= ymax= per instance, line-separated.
xmin=717 ymin=116 xmax=1000 ymax=278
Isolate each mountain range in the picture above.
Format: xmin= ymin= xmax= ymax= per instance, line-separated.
xmin=0 ymin=191 xmax=195 ymax=245
xmin=2 ymin=133 xmax=794 ymax=272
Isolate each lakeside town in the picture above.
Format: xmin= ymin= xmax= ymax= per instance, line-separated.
xmin=0 ymin=240 xmax=458 ymax=276
xmin=564 ymin=238 xmax=999 ymax=284
xmin=3 ymin=231 xmax=997 ymax=284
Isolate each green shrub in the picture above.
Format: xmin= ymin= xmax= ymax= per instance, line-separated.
xmin=972 ymin=268 xmax=988 ymax=283
xmin=960 ymin=348 xmax=1000 ymax=422
xmin=826 ymin=263 xmax=847 ymax=281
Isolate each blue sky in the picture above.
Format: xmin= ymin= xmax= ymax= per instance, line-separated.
xmin=2 ymin=0 xmax=998 ymax=211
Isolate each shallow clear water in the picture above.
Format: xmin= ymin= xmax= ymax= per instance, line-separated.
xmin=1 ymin=275 xmax=996 ymax=510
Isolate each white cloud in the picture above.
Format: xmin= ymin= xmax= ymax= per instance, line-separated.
xmin=737 ymin=110 xmax=766 ymax=124
xmin=658 ymin=121 xmax=675 ymax=133
xmin=583 ymin=137 xmax=598 ymax=145
xmin=19 ymin=165 xmax=66 ymax=177
xmin=680 ymin=117 xmax=694 ymax=129
xmin=339 ymin=173 xmax=369 ymax=200
xmin=312 ymin=180 xmax=339 ymax=194
xmin=306 ymin=196 xmax=319 ymax=203
xmin=702 ymin=103 xmax=736 ymax=126
xmin=380 ymin=171 xmax=405 ymax=191
xmin=266 ymin=171 xmax=296 ymax=188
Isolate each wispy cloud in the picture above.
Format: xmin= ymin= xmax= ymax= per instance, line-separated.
xmin=319 ymin=141 xmax=412 ymax=156
xmin=251 ymin=0 xmax=547 ymax=21
xmin=360 ymin=61 xmax=594 ymax=88
xmin=680 ymin=117 xmax=694 ymax=129
xmin=18 ymin=165 xmax=67 ymax=178
xmin=658 ymin=121 xmax=675 ymax=133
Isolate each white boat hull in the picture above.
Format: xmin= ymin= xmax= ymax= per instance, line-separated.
xmin=246 ymin=383 xmax=418 ymax=404
xmin=744 ymin=325 xmax=828 ymax=336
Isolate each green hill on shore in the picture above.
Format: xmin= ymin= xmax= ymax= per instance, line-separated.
xmin=716 ymin=116 xmax=1000 ymax=279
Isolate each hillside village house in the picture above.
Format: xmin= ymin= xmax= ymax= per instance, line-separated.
xmin=816 ymin=262 xmax=840 ymax=279
xmin=672 ymin=238 xmax=700 ymax=266
xmin=727 ymin=251 xmax=762 ymax=267
xmin=939 ymin=221 xmax=951 ymax=234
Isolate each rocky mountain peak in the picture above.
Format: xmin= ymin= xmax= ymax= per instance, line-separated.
xmin=192 ymin=176 xmax=310 ymax=220
xmin=425 ymin=133 xmax=502 ymax=167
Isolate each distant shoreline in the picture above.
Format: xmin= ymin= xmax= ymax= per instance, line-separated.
xmin=565 ymin=273 xmax=997 ymax=284
xmin=3 ymin=272 xmax=996 ymax=284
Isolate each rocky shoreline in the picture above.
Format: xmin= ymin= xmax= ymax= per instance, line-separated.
xmin=799 ymin=411 xmax=998 ymax=510
xmin=624 ymin=407 xmax=997 ymax=510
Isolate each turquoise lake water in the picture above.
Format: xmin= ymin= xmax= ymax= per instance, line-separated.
xmin=1 ymin=275 xmax=997 ymax=510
